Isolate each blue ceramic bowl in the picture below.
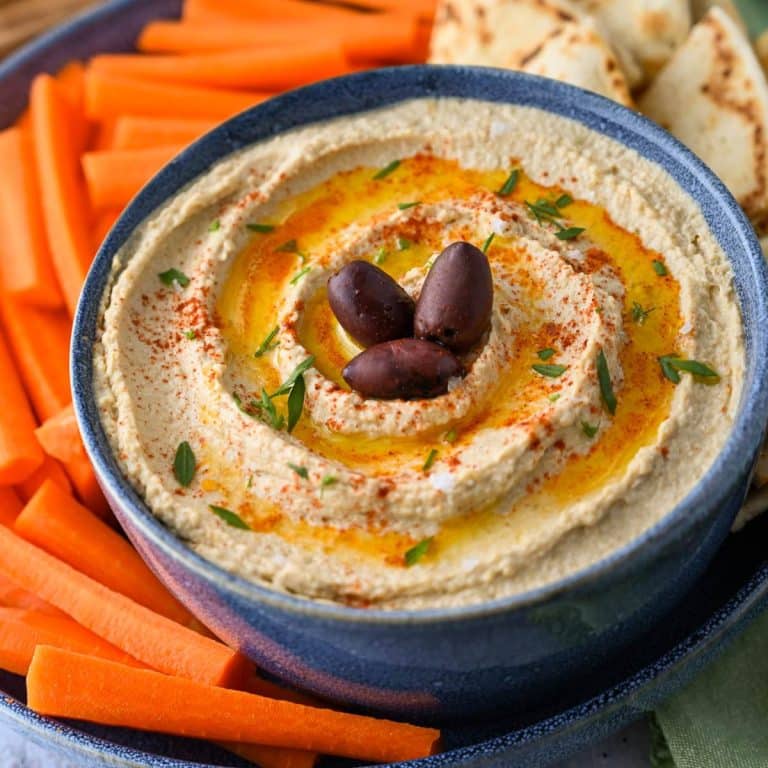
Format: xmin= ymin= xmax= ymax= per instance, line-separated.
xmin=72 ymin=65 xmax=768 ymax=722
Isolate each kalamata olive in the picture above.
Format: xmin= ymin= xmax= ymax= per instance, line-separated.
xmin=327 ymin=260 xmax=415 ymax=347
xmin=343 ymin=339 xmax=463 ymax=400
xmin=414 ymin=241 xmax=493 ymax=353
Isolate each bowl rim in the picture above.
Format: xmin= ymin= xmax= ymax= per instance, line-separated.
xmin=73 ymin=64 xmax=768 ymax=625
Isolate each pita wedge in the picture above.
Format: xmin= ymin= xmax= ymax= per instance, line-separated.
xmin=430 ymin=0 xmax=632 ymax=105
xmin=570 ymin=0 xmax=691 ymax=87
xmin=690 ymin=0 xmax=747 ymax=30
xmin=640 ymin=7 xmax=768 ymax=227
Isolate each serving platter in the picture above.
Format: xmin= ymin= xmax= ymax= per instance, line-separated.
xmin=2 ymin=1 xmax=768 ymax=766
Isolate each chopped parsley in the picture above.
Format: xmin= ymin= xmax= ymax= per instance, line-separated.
xmin=272 ymin=356 xmax=315 ymax=397
xmin=481 ymin=233 xmax=495 ymax=254
xmin=548 ymin=393 xmax=561 ymax=402
xmin=276 ymin=239 xmax=299 ymax=253
xmin=373 ymin=159 xmax=400 ymax=179
xmin=581 ymin=421 xmax=599 ymax=438
xmin=631 ymin=302 xmax=655 ymax=324
xmin=405 ymin=537 xmax=433 ymax=566
xmin=658 ymin=355 xmax=719 ymax=384
xmin=184 ymin=329 xmax=197 ymax=340
xmin=596 ymin=348 xmax=617 ymax=414
xmin=652 ymin=260 xmax=668 ymax=277
xmin=423 ymin=448 xmax=438 ymax=471
xmin=555 ymin=193 xmax=573 ymax=208
xmin=397 ymin=236 xmax=411 ymax=251
xmin=373 ymin=247 xmax=387 ymax=265
xmin=158 ymin=268 xmax=190 ymax=288
xmin=209 ymin=219 xmax=221 ymax=232
xmin=288 ymin=463 xmax=309 ymax=479
xmin=398 ymin=201 xmax=420 ymax=210
xmin=444 ymin=428 xmax=458 ymax=443
xmin=255 ymin=388 xmax=285 ymax=430
xmin=533 ymin=363 xmax=567 ymax=378
xmin=537 ymin=348 xmax=556 ymax=361
xmin=525 ymin=195 xmax=585 ymax=240
xmin=286 ymin=373 xmax=305 ymax=433
xmin=289 ymin=265 xmax=311 ymax=285
xmin=247 ymin=222 xmax=275 ymax=233
xmin=497 ymin=169 xmax=520 ymax=197
xmin=320 ymin=475 xmax=338 ymax=491
xmin=209 ymin=505 xmax=250 ymax=530
xmin=254 ymin=326 xmax=279 ymax=358
xmin=173 ymin=441 xmax=196 ymax=487
xmin=556 ymin=227 xmax=586 ymax=241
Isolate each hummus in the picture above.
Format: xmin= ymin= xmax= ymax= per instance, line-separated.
xmin=95 ymin=98 xmax=744 ymax=610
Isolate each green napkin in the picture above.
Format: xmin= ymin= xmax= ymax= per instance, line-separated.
xmin=650 ymin=607 xmax=768 ymax=767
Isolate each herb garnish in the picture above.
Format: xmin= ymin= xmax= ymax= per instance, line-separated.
xmin=497 ymin=169 xmax=519 ymax=197
xmin=397 ymin=236 xmax=411 ymax=251
xmin=537 ymin=348 xmax=555 ymax=361
xmin=247 ymin=223 xmax=275 ymax=233
xmin=549 ymin=393 xmax=561 ymax=402
xmin=596 ymin=348 xmax=617 ymax=414
xmin=184 ymin=330 xmax=197 ymax=340
xmin=405 ymin=537 xmax=433 ymax=566
xmin=525 ymin=195 xmax=585 ymax=241
xmin=276 ymin=239 xmax=299 ymax=253
xmin=289 ymin=266 xmax=311 ymax=285
xmin=158 ymin=268 xmax=189 ymax=288
xmin=398 ymin=201 xmax=420 ymax=210
xmin=373 ymin=247 xmax=387 ymax=265
xmin=320 ymin=475 xmax=337 ymax=491
xmin=288 ymin=463 xmax=309 ymax=479
xmin=533 ymin=363 xmax=567 ymax=378
xmin=423 ymin=448 xmax=438 ymax=471
xmin=444 ymin=428 xmax=458 ymax=443
xmin=255 ymin=388 xmax=285 ymax=430
xmin=652 ymin=260 xmax=668 ymax=277
xmin=481 ymin=233 xmax=495 ymax=254
xmin=658 ymin=355 xmax=719 ymax=384
xmin=272 ymin=356 xmax=315 ymax=397
xmin=286 ymin=373 xmax=305 ymax=433
xmin=209 ymin=219 xmax=221 ymax=232
xmin=209 ymin=505 xmax=250 ymax=530
xmin=581 ymin=421 xmax=599 ymax=438
xmin=254 ymin=326 xmax=279 ymax=358
xmin=373 ymin=159 xmax=400 ymax=180
xmin=631 ymin=302 xmax=655 ymax=324
xmin=173 ymin=441 xmax=196 ymax=487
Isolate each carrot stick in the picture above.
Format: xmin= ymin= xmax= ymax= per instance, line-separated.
xmin=14 ymin=479 xmax=196 ymax=627
xmin=81 ymin=145 xmax=184 ymax=210
xmin=61 ymin=454 xmax=110 ymax=520
xmin=0 ymin=573 xmax=64 ymax=618
xmin=30 ymin=74 xmax=93 ymax=316
xmin=55 ymin=61 xmax=90 ymax=154
xmin=85 ymin=70 xmax=270 ymax=121
xmin=224 ymin=743 xmax=317 ymax=768
xmin=0 ymin=607 xmax=140 ymax=676
xmin=0 ymin=329 xmax=44 ymax=485
xmin=183 ymin=0 xmax=361 ymax=24
xmin=16 ymin=454 xmax=72 ymax=502
xmin=93 ymin=209 xmax=120 ymax=251
xmin=0 ymin=299 xmax=71 ymax=423
xmin=28 ymin=647 xmax=441 ymax=762
xmin=112 ymin=116 xmax=217 ymax=150
xmin=90 ymin=117 xmax=117 ymax=151
xmin=0 ymin=488 xmax=23 ymax=528
xmin=339 ymin=0 xmax=435 ymax=19
xmin=137 ymin=19 xmax=419 ymax=64
xmin=89 ymin=43 xmax=351 ymax=91
xmin=0 ymin=128 xmax=63 ymax=307
xmin=0 ymin=526 xmax=250 ymax=687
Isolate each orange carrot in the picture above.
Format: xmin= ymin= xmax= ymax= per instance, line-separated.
xmin=61 ymin=454 xmax=110 ymax=520
xmin=0 ymin=607 xmax=140 ymax=676
xmin=85 ymin=70 xmax=270 ymax=121
xmin=0 ymin=573 xmax=64 ymax=618
xmin=0 ymin=329 xmax=44 ymax=485
xmin=16 ymin=454 xmax=72 ymax=502
xmin=137 ymin=19 xmax=419 ymax=64
xmin=82 ymin=146 xmax=183 ymax=210
xmin=224 ymin=743 xmax=317 ymax=768
xmin=55 ymin=61 xmax=90 ymax=154
xmin=0 ymin=128 xmax=63 ymax=307
xmin=183 ymin=0 xmax=360 ymax=24
xmin=112 ymin=116 xmax=216 ymax=150
xmin=0 ymin=488 xmax=23 ymax=528
xmin=0 ymin=525 xmax=250 ymax=687
xmin=92 ymin=209 xmax=120 ymax=251
xmin=340 ymin=0 xmax=435 ymax=19
xmin=15 ymin=479 xmax=195 ymax=627
xmin=0 ymin=299 xmax=71 ymax=422
xmin=28 ymin=647 xmax=440 ymax=762
xmin=90 ymin=44 xmax=351 ymax=92
xmin=30 ymin=74 xmax=93 ymax=316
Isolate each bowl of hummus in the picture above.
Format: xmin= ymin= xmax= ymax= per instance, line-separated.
xmin=73 ymin=66 xmax=768 ymax=719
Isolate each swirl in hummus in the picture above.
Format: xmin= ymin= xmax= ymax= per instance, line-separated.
xmin=95 ymin=99 xmax=744 ymax=609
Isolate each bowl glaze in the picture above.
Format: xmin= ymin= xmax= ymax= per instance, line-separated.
xmin=72 ymin=64 xmax=768 ymax=721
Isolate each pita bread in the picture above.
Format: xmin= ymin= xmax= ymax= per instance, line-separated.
xmin=639 ymin=7 xmax=768 ymax=226
xmin=430 ymin=0 xmax=632 ymax=106
xmin=690 ymin=0 xmax=747 ymax=30
xmin=570 ymin=0 xmax=691 ymax=87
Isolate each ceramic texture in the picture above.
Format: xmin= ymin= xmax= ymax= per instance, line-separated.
xmin=1 ymin=0 xmax=768 ymax=765
xmin=72 ymin=63 xmax=768 ymax=719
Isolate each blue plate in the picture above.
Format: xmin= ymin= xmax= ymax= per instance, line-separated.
xmin=2 ymin=1 xmax=768 ymax=766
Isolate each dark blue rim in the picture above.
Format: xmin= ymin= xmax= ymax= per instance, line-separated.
xmin=72 ymin=65 xmax=768 ymax=624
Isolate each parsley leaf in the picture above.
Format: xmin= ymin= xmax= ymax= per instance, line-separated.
xmin=444 ymin=428 xmax=458 ymax=443
xmin=537 ymin=348 xmax=555 ymax=361
xmin=398 ymin=201 xmax=420 ymax=210
xmin=555 ymin=193 xmax=573 ymax=208
xmin=481 ymin=233 xmax=495 ymax=254
xmin=272 ymin=356 xmax=315 ymax=397
xmin=288 ymin=463 xmax=309 ymax=479
xmin=184 ymin=329 xmax=197 ymax=340
xmin=289 ymin=266 xmax=311 ymax=285
xmin=209 ymin=219 xmax=221 ymax=232
xmin=631 ymin=302 xmax=655 ymax=324
xmin=397 ymin=236 xmax=411 ymax=251
xmin=533 ymin=363 xmax=567 ymax=378
xmin=373 ymin=247 xmax=387 ymax=265
xmin=497 ymin=169 xmax=519 ymax=197
xmin=173 ymin=441 xmax=196 ymax=487
xmin=210 ymin=505 xmax=250 ymax=530
xmin=405 ymin=537 xmax=433 ymax=566
xmin=423 ymin=448 xmax=438 ymax=471
xmin=652 ymin=260 xmax=668 ymax=277
xmin=597 ymin=348 xmax=617 ymax=414
xmin=255 ymin=388 xmax=285 ymax=430
xmin=525 ymin=196 xmax=585 ymax=240
xmin=321 ymin=474 xmax=337 ymax=490
xmin=286 ymin=372 xmax=305 ymax=433
xmin=373 ymin=159 xmax=400 ymax=180
xmin=158 ymin=268 xmax=189 ymax=287
xmin=556 ymin=227 xmax=585 ymax=241
xmin=247 ymin=223 xmax=275 ymax=233
xmin=581 ymin=421 xmax=599 ymax=438
xmin=658 ymin=355 xmax=719 ymax=383
xmin=254 ymin=326 xmax=279 ymax=358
